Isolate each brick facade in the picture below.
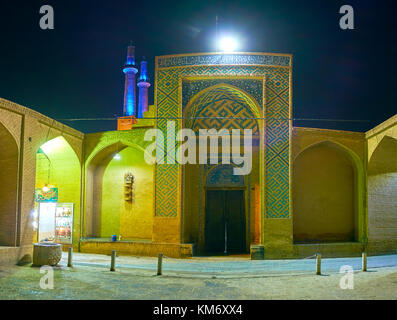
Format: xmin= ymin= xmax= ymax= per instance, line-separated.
xmin=1 ymin=95 xmax=397 ymax=264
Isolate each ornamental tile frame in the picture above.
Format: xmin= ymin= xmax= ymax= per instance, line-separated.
xmin=182 ymin=78 xmax=262 ymax=134
xmin=154 ymin=52 xmax=293 ymax=221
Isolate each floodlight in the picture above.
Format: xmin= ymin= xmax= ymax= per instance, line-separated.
xmin=219 ymin=37 xmax=238 ymax=52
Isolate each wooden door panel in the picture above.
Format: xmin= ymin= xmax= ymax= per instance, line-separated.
xmin=226 ymin=190 xmax=246 ymax=253
xmin=205 ymin=190 xmax=225 ymax=253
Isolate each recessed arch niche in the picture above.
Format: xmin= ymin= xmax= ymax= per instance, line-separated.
xmin=0 ymin=122 xmax=19 ymax=246
xmin=181 ymin=84 xmax=260 ymax=254
xmin=293 ymin=141 xmax=362 ymax=243
xmin=85 ymin=141 xmax=153 ymax=240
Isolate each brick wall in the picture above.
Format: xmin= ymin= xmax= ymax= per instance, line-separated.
xmin=0 ymin=98 xmax=83 ymax=265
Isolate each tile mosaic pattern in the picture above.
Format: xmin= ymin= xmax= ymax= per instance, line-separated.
xmin=155 ymin=55 xmax=291 ymax=218
xmin=184 ymin=84 xmax=259 ymax=133
xmin=206 ymin=164 xmax=245 ymax=188
xmin=158 ymin=54 xmax=291 ymax=68
xmin=182 ymin=78 xmax=263 ymax=108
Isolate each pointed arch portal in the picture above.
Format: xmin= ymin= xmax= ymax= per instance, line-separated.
xmin=84 ymin=141 xmax=153 ymax=240
xmin=34 ymin=136 xmax=81 ymax=246
xmin=181 ymin=84 xmax=261 ymax=254
xmin=154 ymin=52 xmax=292 ymax=255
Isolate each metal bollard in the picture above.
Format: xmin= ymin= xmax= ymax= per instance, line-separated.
xmin=316 ymin=253 xmax=321 ymax=275
xmin=110 ymin=250 xmax=116 ymax=271
xmin=157 ymin=253 xmax=163 ymax=276
xmin=67 ymin=247 xmax=73 ymax=267
xmin=362 ymin=252 xmax=367 ymax=272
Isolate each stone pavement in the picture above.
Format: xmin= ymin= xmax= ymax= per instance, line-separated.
xmin=0 ymin=259 xmax=397 ymax=299
xmin=63 ymin=252 xmax=397 ymax=277
xmin=1 ymin=253 xmax=397 ymax=299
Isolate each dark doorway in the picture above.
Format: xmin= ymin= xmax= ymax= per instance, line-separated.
xmin=205 ymin=190 xmax=246 ymax=254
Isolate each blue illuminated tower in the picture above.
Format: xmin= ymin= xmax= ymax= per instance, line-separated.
xmin=137 ymin=58 xmax=151 ymax=118
xmin=122 ymin=44 xmax=138 ymax=116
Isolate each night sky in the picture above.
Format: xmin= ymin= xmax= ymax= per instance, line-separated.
xmin=0 ymin=0 xmax=395 ymax=133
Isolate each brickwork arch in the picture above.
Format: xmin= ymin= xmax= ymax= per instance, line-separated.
xmin=293 ymin=140 xmax=363 ymax=243
xmin=84 ymin=141 xmax=153 ymax=239
xmin=368 ymin=135 xmax=397 ymax=248
xmin=0 ymin=122 xmax=19 ymax=246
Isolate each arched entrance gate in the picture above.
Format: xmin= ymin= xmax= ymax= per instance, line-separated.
xmin=182 ymin=83 xmax=260 ymax=254
xmin=153 ymin=53 xmax=292 ymax=256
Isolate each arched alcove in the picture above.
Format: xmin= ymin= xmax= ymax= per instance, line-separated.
xmin=85 ymin=141 xmax=153 ymax=240
xmin=181 ymin=84 xmax=260 ymax=254
xmin=293 ymin=141 xmax=360 ymax=243
xmin=35 ymin=136 xmax=81 ymax=245
xmin=0 ymin=122 xmax=19 ymax=246
xmin=368 ymin=135 xmax=397 ymax=243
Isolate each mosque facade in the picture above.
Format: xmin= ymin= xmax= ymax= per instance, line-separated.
xmin=1 ymin=46 xmax=396 ymax=265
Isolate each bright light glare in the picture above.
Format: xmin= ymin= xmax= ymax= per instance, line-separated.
xmin=219 ymin=37 xmax=238 ymax=52
xmin=40 ymin=137 xmax=65 ymax=155
xmin=114 ymin=153 xmax=121 ymax=160
xmin=31 ymin=209 xmax=38 ymax=219
xmin=42 ymin=185 xmax=50 ymax=192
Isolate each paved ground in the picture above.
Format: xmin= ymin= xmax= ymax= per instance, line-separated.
xmin=0 ymin=253 xmax=396 ymax=299
xmin=64 ymin=252 xmax=397 ymax=276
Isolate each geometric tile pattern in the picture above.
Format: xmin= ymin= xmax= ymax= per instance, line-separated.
xmin=192 ymin=98 xmax=259 ymax=134
xmin=155 ymin=163 xmax=179 ymax=217
xmin=182 ymin=78 xmax=263 ymax=108
xmin=206 ymin=164 xmax=245 ymax=188
xmin=157 ymin=53 xmax=291 ymax=68
xmin=155 ymin=54 xmax=291 ymax=218
xmin=264 ymin=68 xmax=290 ymax=218
xmin=185 ymin=85 xmax=259 ymax=134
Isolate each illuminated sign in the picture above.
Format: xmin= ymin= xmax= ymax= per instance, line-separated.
xmin=35 ymin=188 xmax=58 ymax=202
xmin=117 ymin=115 xmax=137 ymax=131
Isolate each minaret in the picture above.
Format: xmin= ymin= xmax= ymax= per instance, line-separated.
xmin=137 ymin=58 xmax=151 ymax=118
xmin=122 ymin=43 xmax=138 ymax=116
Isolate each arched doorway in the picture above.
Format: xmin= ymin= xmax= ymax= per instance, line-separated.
xmin=34 ymin=136 xmax=81 ymax=246
xmin=0 ymin=122 xmax=19 ymax=246
xmin=368 ymin=136 xmax=397 ymax=244
xmin=181 ymin=84 xmax=261 ymax=255
xmin=293 ymin=141 xmax=359 ymax=243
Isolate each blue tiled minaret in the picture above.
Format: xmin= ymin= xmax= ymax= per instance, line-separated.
xmin=137 ymin=58 xmax=151 ymax=118
xmin=122 ymin=43 xmax=138 ymax=116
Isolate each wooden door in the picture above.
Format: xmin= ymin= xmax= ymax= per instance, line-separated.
xmin=205 ymin=190 xmax=245 ymax=254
